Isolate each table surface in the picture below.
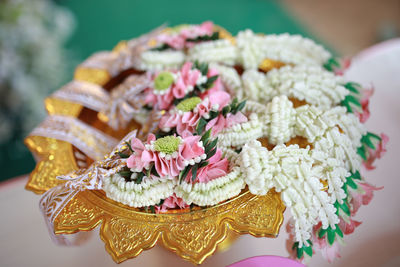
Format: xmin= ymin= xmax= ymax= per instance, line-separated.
xmin=1 ymin=39 xmax=400 ymax=267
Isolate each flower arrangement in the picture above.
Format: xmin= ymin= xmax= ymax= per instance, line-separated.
xmin=27 ymin=21 xmax=388 ymax=264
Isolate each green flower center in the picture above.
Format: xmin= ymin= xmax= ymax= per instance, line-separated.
xmin=154 ymin=72 xmax=175 ymax=91
xmin=153 ymin=136 xmax=181 ymax=154
xmin=176 ymin=97 xmax=202 ymax=112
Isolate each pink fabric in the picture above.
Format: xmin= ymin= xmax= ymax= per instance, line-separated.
xmin=228 ymin=256 xmax=305 ymax=267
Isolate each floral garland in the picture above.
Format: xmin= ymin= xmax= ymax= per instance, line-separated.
xmin=61 ymin=22 xmax=388 ymax=263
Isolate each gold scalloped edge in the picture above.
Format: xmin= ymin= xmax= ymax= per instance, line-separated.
xmin=53 ymin=189 xmax=285 ymax=265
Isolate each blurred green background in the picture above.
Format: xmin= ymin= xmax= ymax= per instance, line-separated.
xmin=1 ymin=0 xmax=323 ymax=182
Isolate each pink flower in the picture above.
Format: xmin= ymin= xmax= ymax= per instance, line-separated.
xmin=364 ymin=133 xmax=389 ymax=170
xmin=355 ymin=86 xmax=374 ymax=123
xmin=349 ymin=181 xmax=383 ymax=216
xmin=186 ymin=149 xmax=229 ymax=183
xmin=206 ymin=112 xmax=248 ymax=136
xmin=127 ymin=134 xmax=205 ymax=178
xmin=144 ymin=87 xmax=174 ymax=110
xmin=338 ymin=218 xmax=362 ymax=235
xmin=159 ymin=90 xmax=232 ymax=136
xmin=155 ymin=193 xmax=189 ymax=213
xmin=172 ymin=62 xmax=201 ymax=98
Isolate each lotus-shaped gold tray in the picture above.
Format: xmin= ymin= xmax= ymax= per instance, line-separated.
xmin=25 ymin=42 xmax=286 ymax=264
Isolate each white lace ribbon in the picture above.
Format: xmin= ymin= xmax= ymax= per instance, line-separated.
xmin=39 ymin=130 xmax=138 ymax=246
xmin=30 ymin=115 xmax=118 ymax=160
xmin=52 ymin=81 xmax=110 ymax=112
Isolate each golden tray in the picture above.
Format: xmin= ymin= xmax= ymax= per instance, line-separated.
xmin=25 ymin=33 xmax=286 ymax=265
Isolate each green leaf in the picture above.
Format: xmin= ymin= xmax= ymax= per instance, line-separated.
xmin=209 ymin=110 xmax=219 ymax=120
xmin=150 ymin=43 xmax=172 ymax=51
xmin=204 ymin=75 xmax=218 ymax=89
xmin=297 ymin=246 xmax=304 ymax=259
xmin=367 ymin=132 xmax=381 ymax=141
xmin=318 ymin=228 xmax=327 ymax=239
xmin=125 ymin=141 xmax=134 ymax=152
xmin=158 ymin=199 xmax=165 ymax=206
xmin=135 ymin=172 xmax=144 ymax=184
xmin=362 ymin=135 xmax=376 ymax=150
xmin=191 ymin=164 xmax=198 ymax=182
xmin=344 ymin=82 xmax=361 ymax=94
xmin=327 ymin=227 xmax=335 ymax=245
xmin=222 ymin=105 xmax=231 ymax=116
xmin=352 ymin=171 xmax=361 ymax=180
xmin=118 ymin=152 xmax=130 ymax=158
xmin=201 ymin=129 xmax=212 ymax=144
xmin=341 ymin=99 xmax=353 ymax=113
xmin=342 ymin=183 xmax=348 ymax=196
xmin=196 ymin=117 xmax=207 ymax=135
xmin=179 ymin=165 xmax=192 ymax=183
xmin=304 ymin=245 xmax=313 ymax=257
xmin=346 ymin=94 xmax=362 ymax=107
xmin=199 ymin=161 xmax=209 ymax=168
xmin=149 ymin=205 xmax=155 ymax=213
xmin=118 ymin=170 xmax=131 ymax=177
xmin=323 ymin=57 xmax=340 ymax=71
xmin=346 ymin=177 xmax=358 ymax=189
xmin=340 ymin=201 xmax=351 ymax=216
xmin=186 ymin=31 xmax=219 ymax=43
xmin=206 ymin=147 xmax=217 ymax=160
xmin=236 ymin=100 xmax=247 ymax=113
xmin=357 ymin=145 xmax=367 ymax=161
xmin=205 ymin=138 xmax=218 ymax=155
xmin=335 ymin=225 xmax=344 ymax=238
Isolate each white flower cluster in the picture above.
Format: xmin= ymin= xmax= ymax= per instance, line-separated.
xmin=103 ymin=174 xmax=175 ymax=207
xmin=188 ymin=39 xmax=238 ymax=66
xmin=138 ymin=50 xmax=185 ymax=71
xmin=262 ymin=95 xmax=296 ymax=145
xmin=217 ymin=113 xmax=263 ymax=148
xmin=241 ymin=65 xmax=349 ymax=109
xmin=236 ymin=30 xmax=331 ymax=69
xmin=238 ymin=141 xmax=340 ymax=246
xmin=175 ymin=167 xmax=245 ymax=206
xmin=209 ymin=63 xmax=243 ymax=96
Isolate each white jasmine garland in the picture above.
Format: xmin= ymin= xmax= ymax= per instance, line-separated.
xmin=242 ymin=69 xmax=276 ymax=102
xmin=313 ymin=127 xmax=362 ymax=173
xmin=138 ymin=50 xmax=185 ymax=71
xmin=174 ymin=167 xmax=245 ymax=206
xmin=236 ymin=29 xmax=269 ymax=69
xmin=209 ymin=63 xmax=243 ymax=96
xmin=103 ymin=174 xmax=175 ymax=207
xmin=188 ymin=39 xmax=238 ymax=66
xmin=261 ymin=95 xmax=296 ymax=145
xmin=238 ymin=141 xmax=340 ymax=246
xmin=235 ymin=30 xmax=331 ymax=69
xmin=265 ymin=65 xmax=349 ymax=109
xmin=217 ymin=113 xmax=263 ymax=148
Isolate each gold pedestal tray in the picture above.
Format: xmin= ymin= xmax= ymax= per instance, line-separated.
xmin=25 ymin=35 xmax=286 ymax=264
